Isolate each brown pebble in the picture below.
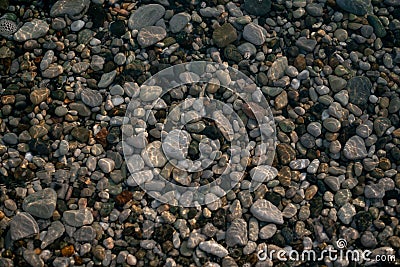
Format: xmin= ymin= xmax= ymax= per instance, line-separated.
xmin=61 ymin=245 xmax=75 ymax=257
xmin=294 ymin=55 xmax=306 ymax=71
xmin=95 ymin=127 xmax=108 ymax=148
xmin=115 ymin=190 xmax=133 ymax=206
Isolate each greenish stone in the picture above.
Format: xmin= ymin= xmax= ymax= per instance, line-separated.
xmin=224 ymin=44 xmax=242 ymax=63
xmin=108 ymin=181 xmax=122 ymax=196
xmin=100 ymin=202 xmax=114 ymax=217
xmin=51 ymin=90 xmax=66 ymax=101
xmin=78 ymin=29 xmax=94 ymax=45
xmin=336 ymin=0 xmax=372 ymax=16
xmin=244 ymin=0 xmax=271 ymax=16
xmin=367 ymin=15 xmax=387 ymax=38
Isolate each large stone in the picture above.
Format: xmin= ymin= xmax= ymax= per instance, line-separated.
xmin=128 ymin=4 xmax=165 ymax=30
xmin=268 ymin=57 xmax=288 ymax=80
xmin=343 ymin=136 xmax=368 ymax=160
xmin=250 ymin=199 xmax=284 ymax=224
xmin=336 ymin=0 xmax=372 ymax=16
xmin=169 ymin=13 xmax=190 ymax=33
xmin=296 ymin=37 xmax=317 ymax=52
xmin=199 ymin=241 xmax=229 ymax=257
xmin=81 ymin=89 xmax=102 ymax=107
xmin=62 ymin=208 xmax=94 ymax=227
xmin=50 ymin=0 xmax=90 ymax=19
xmin=98 ymin=70 xmax=116 ymax=88
xmin=9 ymin=212 xmax=39 ymax=240
xmin=347 ymin=76 xmax=372 ymax=108
xmin=14 ymin=19 xmax=49 ymax=42
xmin=243 ymin=23 xmax=266 ymax=46
xmin=41 ymin=221 xmax=65 ymax=249
xmin=244 ymin=0 xmax=271 ymax=16
xmin=42 ymin=64 xmax=63 ymax=78
xmin=22 ymin=188 xmax=57 ymax=219
xmin=212 ymin=23 xmax=237 ymax=48
xmin=226 ymin=219 xmax=248 ymax=247
xmin=137 ymin=26 xmax=167 ymax=48
xmin=30 ymin=88 xmax=50 ymax=105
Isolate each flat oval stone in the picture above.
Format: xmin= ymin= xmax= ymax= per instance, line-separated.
xmin=50 ymin=0 xmax=90 ymax=19
xmin=128 ymin=4 xmax=165 ymax=30
xmin=81 ymin=89 xmax=102 ymax=107
xmin=250 ymin=199 xmax=284 ymax=224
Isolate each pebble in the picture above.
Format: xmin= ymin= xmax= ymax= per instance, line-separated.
xmin=347 ymin=76 xmax=372 ymax=108
xmin=268 ymin=57 xmax=288 ymax=81
xmin=128 ymin=4 xmax=165 ymax=30
xmin=10 ymin=212 xmax=39 ymax=240
xmin=343 ymin=136 xmax=368 ymax=160
xmin=336 ymin=0 xmax=372 ymax=16
xmin=50 ymin=0 xmax=90 ymax=19
xmin=137 ymin=26 xmax=167 ymax=48
xmin=296 ymin=37 xmax=317 ymax=52
xmin=62 ymin=208 xmax=94 ymax=227
xmin=199 ymin=241 xmax=229 ymax=257
xmin=81 ymin=89 xmax=102 ymax=107
xmin=22 ymin=188 xmax=57 ymax=219
xmin=14 ymin=19 xmax=49 ymax=42
xmin=98 ymin=70 xmax=116 ymax=88
xmin=338 ymin=203 xmax=356 ymax=224
xmin=250 ymin=199 xmax=284 ymax=224
xmin=225 ymin=218 xmax=248 ymax=247
xmin=212 ymin=23 xmax=237 ymax=48
xmin=98 ymin=158 xmax=115 ymax=173
xmin=71 ymin=20 xmax=85 ymax=32
xmin=259 ymin=224 xmax=277 ymax=239
xmin=243 ymin=23 xmax=265 ymax=46
xmin=169 ymin=13 xmax=190 ymax=33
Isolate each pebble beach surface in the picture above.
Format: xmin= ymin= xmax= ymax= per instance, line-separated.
xmin=0 ymin=0 xmax=400 ymax=266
